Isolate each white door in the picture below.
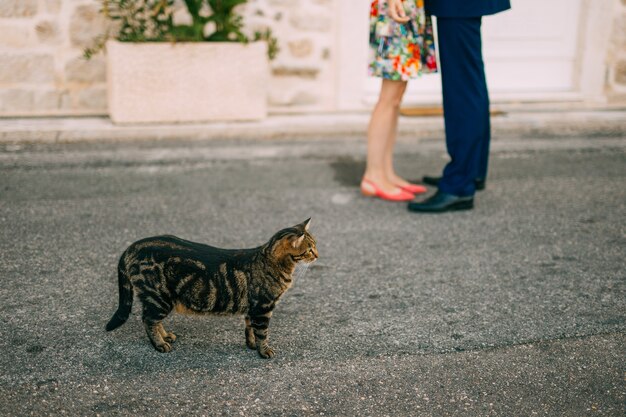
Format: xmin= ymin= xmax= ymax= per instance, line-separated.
xmin=336 ymin=0 xmax=584 ymax=109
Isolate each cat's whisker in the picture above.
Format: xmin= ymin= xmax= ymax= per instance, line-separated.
xmin=294 ymin=262 xmax=310 ymax=281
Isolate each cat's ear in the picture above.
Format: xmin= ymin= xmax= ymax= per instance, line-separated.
xmin=291 ymin=234 xmax=305 ymax=248
xmin=302 ymin=217 xmax=312 ymax=232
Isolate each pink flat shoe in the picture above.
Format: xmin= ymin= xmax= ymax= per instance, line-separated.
xmin=360 ymin=179 xmax=415 ymax=202
xmin=398 ymin=183 xmax=428 ymax=194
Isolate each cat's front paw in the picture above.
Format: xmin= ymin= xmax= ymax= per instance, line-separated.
xmin=257 ymin=346 xmax=275 ymax=359
xmin=154 ymin=342 xmax=172 ymax=353
xmin=163 ymin=333 xmax=177 ymax=343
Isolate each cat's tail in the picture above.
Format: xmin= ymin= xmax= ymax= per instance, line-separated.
xmin=106 ymin=257 xmax=133 ymax=331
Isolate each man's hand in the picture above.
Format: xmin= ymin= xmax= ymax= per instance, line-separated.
xmin=387 ymin=0 xmax=410 ymax=23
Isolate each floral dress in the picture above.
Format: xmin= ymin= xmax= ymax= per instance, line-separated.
xmin=369 ymin=0 xmax=438 ymax=80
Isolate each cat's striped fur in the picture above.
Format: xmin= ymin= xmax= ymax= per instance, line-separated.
xmin=106 ymin=219 xmax=317 ymax=358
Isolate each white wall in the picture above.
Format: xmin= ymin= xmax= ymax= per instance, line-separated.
xmin=336 ymin=0 xmax=619 ymax=110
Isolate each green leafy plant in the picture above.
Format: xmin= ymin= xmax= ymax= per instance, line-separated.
xmin=84 ymin=0 xmax=278 ymax=59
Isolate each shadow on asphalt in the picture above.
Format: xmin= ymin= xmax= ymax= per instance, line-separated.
xmin=329 ymin=157 xmax=365 ymax=187
xmin=329 ymin=155 xmax=434 ymax=187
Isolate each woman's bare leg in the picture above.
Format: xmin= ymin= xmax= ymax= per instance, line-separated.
xmin=382 ymin=81 xmax=413 ymax=187
xmin=363 ymin=79 xmax=409 ymax=194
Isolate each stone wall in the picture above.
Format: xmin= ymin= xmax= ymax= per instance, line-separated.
xmin=606 ymin=0 xmax=626 ymax=103
xmin=244 ymin=0 xmax=335 ymax=112
xmin=0 ymin=0 xmax=109 ymax=115
xmin=0 ymin=0 xmax=335 ymax=116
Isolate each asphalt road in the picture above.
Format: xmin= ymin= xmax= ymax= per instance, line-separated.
xmin=0 ymin=136 xmax=624 ymax=416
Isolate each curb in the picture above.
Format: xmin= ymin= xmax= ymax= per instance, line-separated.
xmin=0 ymin=109 xmax=624 ymax=144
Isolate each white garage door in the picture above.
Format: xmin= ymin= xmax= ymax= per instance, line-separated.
xmin=337 ymin=0 xmax=584 ymax=108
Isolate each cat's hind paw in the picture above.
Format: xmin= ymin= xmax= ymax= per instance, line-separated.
xmin=154 ymin=342 xmax=172 ymax=353
xmin=258 ymin=346 xmax=275 ymax=359
xmin=163 ymin=333 xmax=177 ymax=343
xmin=246 ymin=335 xmax=256 ymax=350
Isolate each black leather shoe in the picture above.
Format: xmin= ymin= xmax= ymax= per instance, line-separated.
xmin=422 ymin=176 xmax=486 ymax=191
xmin=407 ymin=190 xmax=474 ymax=213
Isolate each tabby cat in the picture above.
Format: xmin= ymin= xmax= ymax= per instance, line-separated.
xmin=106 ymin=219 xmax=317 ymax=358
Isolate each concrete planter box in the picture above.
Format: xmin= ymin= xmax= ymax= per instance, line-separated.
xmin=106 ymin=40 xmax=269 ymax=124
